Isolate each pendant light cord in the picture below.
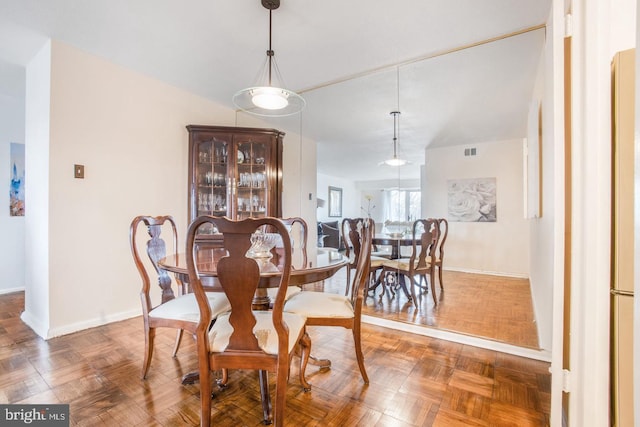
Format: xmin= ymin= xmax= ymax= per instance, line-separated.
xmin=267 ymin=9 xmax=273 ymax=86
xmin=395 ymin=67 xmax=400 ymax=158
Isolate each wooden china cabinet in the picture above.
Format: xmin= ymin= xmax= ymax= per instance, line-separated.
xmin=187 ymin=125 xmax=284 ymax=239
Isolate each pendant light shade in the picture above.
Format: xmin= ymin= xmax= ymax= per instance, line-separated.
xmin=233 ymin=0 xmax=305 ymax=117
xmin=383 ymin=111 xmax=408 ymax=166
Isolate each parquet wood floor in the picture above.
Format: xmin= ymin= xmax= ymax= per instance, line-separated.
xmin=0 ymin=291 xmax=550 ymax=426
xmin=311 ymin=269 xmax=540 ymax=349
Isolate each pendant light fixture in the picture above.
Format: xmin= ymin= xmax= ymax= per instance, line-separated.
xmin=383 ymin=111 xmax=408 ymax=166
xmin=382 ymin=67 xmax=408 ymax=166
xmin=233 ymin=0 xmax=305 ymax=117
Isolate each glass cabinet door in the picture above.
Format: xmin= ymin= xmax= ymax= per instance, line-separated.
xmin=195 ymin=137 xmax=230 ymax=234
xmin=234 ymin=138 xmax=270 ymax=220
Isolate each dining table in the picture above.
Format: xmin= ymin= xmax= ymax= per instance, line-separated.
xmin=160 ymin=246 xmax=348 ymax=303
xmin=372 ymin=233 xmax=417 ymax=260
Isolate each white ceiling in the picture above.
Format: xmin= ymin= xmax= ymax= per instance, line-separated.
xmin=0 ymin=0 xmax=551 ymax=182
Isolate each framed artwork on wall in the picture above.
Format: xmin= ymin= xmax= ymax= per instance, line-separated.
xmin=447 ymin=177 xmax=497 ymax=222
xmin=328 ymin=186 xmax=342 ymax=217
xmin=9 ymin=143 xmax=25 ymax=216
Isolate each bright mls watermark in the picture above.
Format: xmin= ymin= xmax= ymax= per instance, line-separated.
xmin=0 ymin=405 xmax=69 ymax=426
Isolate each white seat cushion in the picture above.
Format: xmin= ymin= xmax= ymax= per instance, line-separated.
xmin=370 ymin=255 xmax=388 ymax=268
xmin=208 ymin=311 xmax=307 ymax=354
xmin=266 ymin=285 xmax=302 ymax=301
xmin=284 ymin=291 xmax=354 ymax=319
xmin=149 ymin=292 xmax=231 ymax=323
xmin=383 ymin=258 xmax=432 ymax=271
xmin=383 ymin=258 xmax=410 ymax=270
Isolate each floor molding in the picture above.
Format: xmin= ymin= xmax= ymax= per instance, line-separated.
xmin=363 ymin=315 xmax=551 ymax=362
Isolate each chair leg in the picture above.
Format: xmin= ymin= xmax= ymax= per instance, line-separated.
xmin=172 ymin=328 xmax=184 ymax=357
xmin=366 ymin=269 xmax=381 ymax=298
xmin=299 ymin=331 xmax=312 ymax=391
xmin=258 ymin=370 xmax=272 ymax=425
xmin=352 ymin=323 xmax=369 ymax=384
xmin=438 ymin=266 xmax=444 ymax=290
xmin=199 ymin=365 xmax=212 ymax=427
xmin=274 ymin=364 xmax=289 ymax=427
xmin=409 ymin=275 xmax=418 ymax=308
xmin=216 ymin=369 xmax=229 ymax=388
xmin=142 ymin=327 xmax=155 ymax=379
xmin=430 ymin=270 xmax=438 ymax=305
xmin=398 ymin=274 xmax=417 ymax=307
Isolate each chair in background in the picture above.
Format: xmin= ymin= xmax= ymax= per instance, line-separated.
xmin=280 ymin=216 xmax=308 ymax=269
xmin=341 ymin=218 xmax=385 ymax=297
xmin=186 ymin=216 xmax=311 ymax=427
xmin=381 ymin=218 xmax=439 ymax=305
xmin=129 ymin=215 xmax=231 ymax=379
xmin=267 ymin=217 xmax=308 ymax=301
xmin=284 ymin=218 xmax=373 ymax=384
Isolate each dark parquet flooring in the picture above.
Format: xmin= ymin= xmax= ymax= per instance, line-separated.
xmin=0 ymin=290 xmax=550 ymax=426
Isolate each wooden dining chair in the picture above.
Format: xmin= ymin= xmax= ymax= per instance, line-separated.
xmin=284 ymin=217 xmax=373 ymax=383
xmin=341 ymin=217 xmax=384 ymax=297
xmin=267 ymin=217 xmax=308 ymax=302
xmin=129 ymin=215 xmax=231 ymax=380
xmin=186 ymin=216 xmax=311 ymax=427
xmin=381 ymin=218 xmax=439 ymax=305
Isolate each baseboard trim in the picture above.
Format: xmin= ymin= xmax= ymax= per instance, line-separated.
xmin=362 ymin=315 xmax=551 ymax=362
xmin=0 ymin=286 xmax=25 ymax=295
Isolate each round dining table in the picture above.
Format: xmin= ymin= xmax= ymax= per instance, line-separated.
xmin=159 ymin=246 xmax=348 ymax=289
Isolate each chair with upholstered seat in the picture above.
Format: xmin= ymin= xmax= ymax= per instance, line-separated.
xmin=381 ymin=218 xmax=439 ymax=305
xmin=129 ymin=215 xmax=232 ymax=380
xmin=285 ymin=218 xmax=373 ymax=383
xmin=186 ymin=216 xmax=311 ymax=427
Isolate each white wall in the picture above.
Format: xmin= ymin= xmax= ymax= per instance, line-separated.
xmin=316 ymin=173 xmax=359 ymax=223
xmin=23 ymin=41 xmax=52 ymax=337
xmin=21 ymin=40 xmax=312 ymax=338
xmin=528 ymin=17 xmax=556 ymax=353
xmin=0 ymin=92 xmax=25 ymax=294
xmin=423 ymin=139 xmax=530 ymax=276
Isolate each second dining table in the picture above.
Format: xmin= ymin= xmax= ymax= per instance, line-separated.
xmin=372 ymin=233 xmax=418 ymax=259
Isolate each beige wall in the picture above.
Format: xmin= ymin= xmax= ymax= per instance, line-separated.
xmin=423 ymin=139 xmax=530 ymax=277
xmin=22 ymin=40 xmax=313 ymax=338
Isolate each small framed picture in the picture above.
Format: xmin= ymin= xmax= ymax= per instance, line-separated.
xmin=328 ymin=186 xmax=342 ymax=217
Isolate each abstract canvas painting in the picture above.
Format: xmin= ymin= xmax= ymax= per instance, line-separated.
xmin=447 ymin=177 xmax=496 ymax=222
xmin=9 ymin=143 xmax=25 ymax=216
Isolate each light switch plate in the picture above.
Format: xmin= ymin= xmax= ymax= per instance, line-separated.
xmin=74 ymin=164 xmax=85 ymax=179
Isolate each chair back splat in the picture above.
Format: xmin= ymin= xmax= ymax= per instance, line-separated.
xmin=186 ymin=216 xmax=310 ymax=427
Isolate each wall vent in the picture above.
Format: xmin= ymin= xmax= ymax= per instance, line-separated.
xmin=464 ymin=147 xmax=477 ymax=156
